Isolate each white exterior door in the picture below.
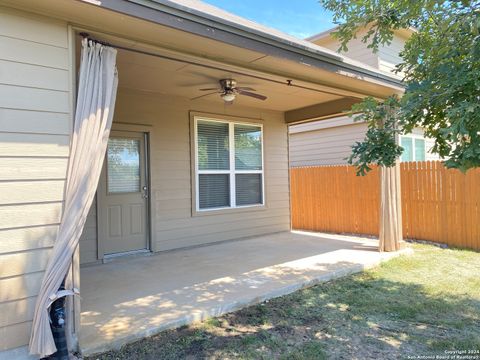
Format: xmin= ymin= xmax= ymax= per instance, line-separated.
xmin=98 ymin=131 xmax=149 ymax=256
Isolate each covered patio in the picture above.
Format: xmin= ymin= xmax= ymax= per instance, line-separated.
xmin=79 ymin=231 xmax=408 ymax=355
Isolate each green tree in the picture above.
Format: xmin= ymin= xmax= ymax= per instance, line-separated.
xmin=320 ymin=0 xmax=480 ymax=174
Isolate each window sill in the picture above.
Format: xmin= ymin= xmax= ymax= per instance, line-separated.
xmin=192 ymin=204 xmax=267 ymax=217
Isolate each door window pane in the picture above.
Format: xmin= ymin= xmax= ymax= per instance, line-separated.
xmin=199 ymin=174 xmax=230 ymax=209
xmin=107 ymin=138 xmax=140 ymax=193
xmin=234 ymin=124 xmax=262 ymax=170
xmin=197 ymin=120 xmax=229 ymax=170
xmin=236 ymin=174 xmax=262 ymax=206
xmin=401 ymin=137 xmax=413 ymax=162
xmin=415 ymin=139 xmax=426 ymax=161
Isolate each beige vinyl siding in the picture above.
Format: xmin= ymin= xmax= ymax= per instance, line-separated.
xmin=312 ymin=30 xmax=408 ymax=76
xmin=0 ymin=7 xmax=71 ymax=353
xmin=102 ymin=89 xmax=290 ymax=253
xmin=378 ymin=35 xmax=406 ymax=74
xmin=313 ymin=30 xmax=379 ymax=68
xmin=289 ymin=122 xmax=441 ymax=167
xmin=289 ymin=122 xmax=368 ymax=167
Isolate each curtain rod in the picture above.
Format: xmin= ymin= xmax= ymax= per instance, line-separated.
xmin=78 ymin=33 xmax=356 ymax=99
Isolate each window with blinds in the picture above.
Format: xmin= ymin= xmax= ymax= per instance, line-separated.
xmin=195 ymin=118 xmax=264 ymax=210
xmin=107 ymin=138 xmax=141 ymax=193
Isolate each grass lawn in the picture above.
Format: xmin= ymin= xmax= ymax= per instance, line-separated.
xmin=87 ymin=244 xmax=480 ymax=359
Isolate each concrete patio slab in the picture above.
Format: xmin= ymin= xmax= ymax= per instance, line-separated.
xmin=79 ymin=231 xmax=411 ymax=356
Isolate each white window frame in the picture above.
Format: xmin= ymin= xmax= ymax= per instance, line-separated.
xmin=400 ymin=134 xmax=427 ymax=162
xmin=194 ymin=116 xmax=265 ymax=212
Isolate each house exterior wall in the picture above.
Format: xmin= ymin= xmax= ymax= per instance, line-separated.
xmin=0 ymin=7 xmax=72 ymax=354
xmin=377 ymin=34 xmax=407 ymax=74
xmin=289 ymin=119 xmax=440 ymax=167
xmin=312 ymin=29 xmax=408 ymax=75
xmin=79 ymin=89 xmax=290 ymax=264
xmin=312 ymin=29 xmax=379 ymax=69
xmin=289 ymin=118 xmax=368 ymax=167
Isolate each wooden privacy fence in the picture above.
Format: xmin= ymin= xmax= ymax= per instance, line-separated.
xmin=290 ymin=161 xmax=480 ymax=251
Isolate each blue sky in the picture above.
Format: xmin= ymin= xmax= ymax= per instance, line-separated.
xmin=203 ymin=0 xmax=335 ymax=39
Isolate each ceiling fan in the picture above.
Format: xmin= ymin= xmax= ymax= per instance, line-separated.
xmin=192 ymin=79 xmax=267 ymax=103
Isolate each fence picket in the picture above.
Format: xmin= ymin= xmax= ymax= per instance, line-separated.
xmin=290 ymin=161 xmax=480 ymax=251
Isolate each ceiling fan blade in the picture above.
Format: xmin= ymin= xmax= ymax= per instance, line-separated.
xmin=190 ymin=91 xmax=219 ymax=101
xmin=199 ymin=88 xmax=220 ymax=91
xmin=237 ymin=90 xmax=267 ymax=101
xmin=236 ymin=87 xmax=256 ymax=91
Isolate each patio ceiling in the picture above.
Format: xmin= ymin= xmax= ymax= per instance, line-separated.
xmin=114 ymin=45 xmax=344 ymax=112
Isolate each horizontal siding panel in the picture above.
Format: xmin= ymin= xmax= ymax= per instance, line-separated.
xmin=0 ymin=225 xmax=58 ymax=254
xmin=156 ymin=213 xmax=290 ymax=240
xmin=0 ymin=158 xmax=68 ymax=180
xmin=289 ymin=128 xmax=366 ymax=143
xmin=150 ymin=169 xmax=191 ymax=181
xmin=0 ymin=8 xmax=68 ymax=47
xmin=0 ymin=321 xmax=31 ymax=350
xmin=156 ymin=208 xmax=191 ymax=221
xmin=290 ymin=123 xmax=367 ymax=166
xmin=0 ymin=248 xmax=51 ymax=278
xmin=0 ymin=202 xmax=62 ymax=230
xmin=290 ymin=136 xmax=364 ymax=150
xmin=291 ymin=146 xmax=357 ymax=158
xmin=0 ymin=271 xmax=44 ymax=302
xmin=0 ymin=180 xmax=65 ymax=205
xmin=0 ymin=108 xmax=70 ymax=135
xmin=156 ymin=223 xmax=290 ymax=252
xmin=289 ymin=125 xmax=367 ymax=142
xmin=0 ymin=133 xmax=70 ymax=157
xmin=0 ymin=84 xmax=69 ymax=113
xmin=289 ymin=134 xmax=365 ymax=148
xmin=0 ymin=297 xmax=36 ymax=328
xmin=156 ymin=207 xmax=290 ymax=231
xmin=0 ymin=60 xmax=69 ymax=91
xmin=154 ymin=188 xmax=190 ymax=201
xmin=0 ymin=35 xmax=68 ymax=69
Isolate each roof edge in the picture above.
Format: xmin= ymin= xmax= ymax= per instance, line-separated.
xmin=125 ymin=0 xmax=403 ymax=89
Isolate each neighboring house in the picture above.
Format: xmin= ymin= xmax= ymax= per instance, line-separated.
xmin=289 ymin=26 xmax=440 ymax=167
xmin=0 ymin=1 xmax=403 ymax=358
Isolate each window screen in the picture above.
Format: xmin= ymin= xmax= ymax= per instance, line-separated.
xmin=415 ymin=139 xmax=426 ymax=161
xmin=401 ymin=137 xmax=413 ymax=162
xmin=234 ymin=124 xmax=262 ymax=170
xmin=107 ymin=138 xmax=140 ymax=193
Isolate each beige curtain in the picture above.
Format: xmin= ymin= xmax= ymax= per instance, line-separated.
xmin=379 ymin=163 xmax=403 ymax=252
xmin=29 ymin=39 xmax=118 ymax=358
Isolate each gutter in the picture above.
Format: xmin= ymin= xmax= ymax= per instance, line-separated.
xmin=93 ymin=0 xmax=404 ymax=88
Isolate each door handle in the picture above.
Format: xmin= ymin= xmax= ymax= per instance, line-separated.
xmin=142 ymin=185 xmax=148 ymax=199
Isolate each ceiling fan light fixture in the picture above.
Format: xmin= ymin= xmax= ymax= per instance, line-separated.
xmin=221 ymin=92 xmax=236 ymax=102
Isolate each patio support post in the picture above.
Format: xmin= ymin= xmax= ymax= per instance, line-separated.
xmin=379 ymin=160 xmax=404 ymax=252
